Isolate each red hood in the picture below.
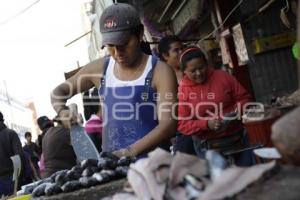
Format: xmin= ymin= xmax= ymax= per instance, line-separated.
xmin=180 ymin=67 xmax=215 ymax=87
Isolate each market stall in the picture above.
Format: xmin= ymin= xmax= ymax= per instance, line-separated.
xmin=10 ymin=152 xmax=133 ymax=200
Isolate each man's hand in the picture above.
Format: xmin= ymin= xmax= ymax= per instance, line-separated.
xmin=56 ymin=108 xmax=78 ymax=129
xmin=112 ymin=147 xmax=136 ymax=158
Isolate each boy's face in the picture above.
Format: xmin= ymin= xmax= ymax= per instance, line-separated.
xmin=26 ymin=135 xmax=31 ymax=143
xmin=163 ymin=41 xmax=183 ymax=69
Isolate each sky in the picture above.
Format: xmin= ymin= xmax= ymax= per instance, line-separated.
xmin=0 ymin=0 xmax=91 ymax=118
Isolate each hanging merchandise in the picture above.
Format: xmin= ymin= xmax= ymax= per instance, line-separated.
xmin=279 ymin=0 xmax=291 ymax=29
xmin=219 ymin=36 xmax=230 ymax=66
xmin=232 ymin=23 xmax=249 ymax=65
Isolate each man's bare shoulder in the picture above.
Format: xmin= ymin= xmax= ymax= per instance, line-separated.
xmin=152 ymin=60 xmax=178 ymax=89
xmin=81 ymin=57 xmax=105 ymax=74
xmin=154 ymin=60 xmax=177 ymax=77
xmin=77 ymin=57 xmax=108 ymax=87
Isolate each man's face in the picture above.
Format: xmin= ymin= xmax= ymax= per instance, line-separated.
xmin=26 ymin=135 xmax=31 ymax=143
xmin=163 ymin=42 xmax=183 ymax=69
xmin=106 ymin=34 xmax=142 ymax=67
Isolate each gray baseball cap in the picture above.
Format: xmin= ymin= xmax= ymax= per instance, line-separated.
xmin=100 ymin=3 xmax=141 ymax=48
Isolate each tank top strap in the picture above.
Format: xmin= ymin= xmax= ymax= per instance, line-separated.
xmin=141 ymin=55 xmax=158 ymax=102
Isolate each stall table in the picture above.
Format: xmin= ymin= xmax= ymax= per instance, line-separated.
xmin=237 ymin=165 xmax=300 ymax=200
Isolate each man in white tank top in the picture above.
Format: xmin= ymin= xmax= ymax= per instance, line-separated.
xmin=51 ymin=3 xmax=178 ymax=158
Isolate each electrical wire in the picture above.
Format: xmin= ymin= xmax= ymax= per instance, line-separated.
xmin=0 ymin=0 xmax=41 ymax=26
xmin=196 ymin=0 xmax=244 ymax=44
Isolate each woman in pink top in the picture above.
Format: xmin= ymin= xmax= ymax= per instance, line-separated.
xmin=85 ymin=112 xmax=102 ymax=152
xmin=84 ymin=88 xmax=103 ymax=152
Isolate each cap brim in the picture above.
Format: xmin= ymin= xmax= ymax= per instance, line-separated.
xmin=101 ymin=30 xmax=131 ymax=48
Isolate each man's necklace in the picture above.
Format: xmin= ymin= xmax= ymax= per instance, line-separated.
xmin=115 ymin=55 xmax=145 ymax=81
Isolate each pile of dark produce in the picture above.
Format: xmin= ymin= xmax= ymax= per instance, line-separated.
xmin=22 ymin=152 xmax=135 ymax=198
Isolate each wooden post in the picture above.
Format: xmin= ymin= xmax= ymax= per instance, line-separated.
xmin=213 ymin=0 xmax=255 ymax=98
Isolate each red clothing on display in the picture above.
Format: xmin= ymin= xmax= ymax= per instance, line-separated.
xmin=178 ymin=68 xmax=251 ymax=140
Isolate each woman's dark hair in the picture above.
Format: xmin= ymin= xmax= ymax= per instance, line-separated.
xmin=158 ymin=35 xmax=181 ymax=61
xmin=180 ymin=46 xmax=207 ymax=71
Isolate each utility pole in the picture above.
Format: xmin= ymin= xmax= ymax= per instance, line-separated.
xmin=3 ymin=80 xmax=14 ymax=127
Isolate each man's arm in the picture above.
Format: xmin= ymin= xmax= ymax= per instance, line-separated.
xmin=51 ymin=58 xmax=104 ymax=128
xmin=129 ymin=61 xmax=178 ymax=156
xmin=51 ymin=58 xmax=104 ymax=113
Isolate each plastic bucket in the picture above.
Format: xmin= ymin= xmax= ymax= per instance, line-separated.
xmin=243 ymin=114 xmax=281 ymax=147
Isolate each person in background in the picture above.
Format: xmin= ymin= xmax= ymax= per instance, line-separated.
xmin=158 ymin=35 xmax=184 ymax=83
xmin=51 ymin=3 xmax=177 ymax=158
xmin=23 ymin=132 xmax=40 ymax=174
xmin=36 ymin=116 xmax=54 ymax=155
xmin=0 ymin=111 xmax=24 ymax=196
xmin=19 ymin=151 xmax=40 ymax=186
xmin=178 ymin=46 xmax=254 ymax=166
xmin=41 ymin=115 xmax=76 ymax=178
xmin=36 ymin=116 xmax=54 ymax=176
xmin=84 ymin=88 xmax=103 ymax=152
xmin=85 ymin=108 xmax=103 ymax=153
xmin=158 ymin=35 xmax=196 ymax=155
